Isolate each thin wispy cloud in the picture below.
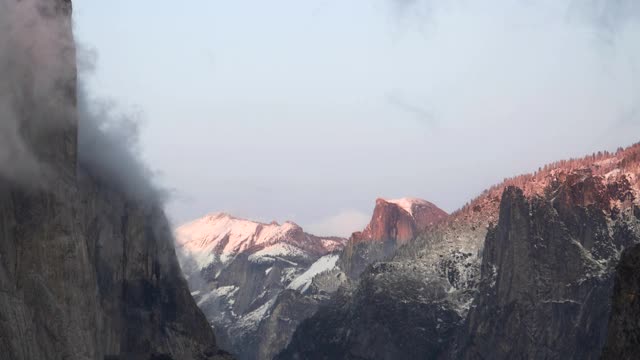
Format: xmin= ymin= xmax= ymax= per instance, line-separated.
xmin=385 ymin=92 xmax=438 ymax=128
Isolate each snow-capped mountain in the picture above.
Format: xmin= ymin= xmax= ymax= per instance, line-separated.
xmin=176 ymin=212 xmax=344 ymax=276
xmin=175 ymin=213 xmax=346 ymax=360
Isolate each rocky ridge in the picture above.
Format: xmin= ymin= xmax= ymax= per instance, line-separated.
xmin=279 ymin=143 xmax=640 ymax=360
xmin=456 ymin=177 xmax=639 ymax=359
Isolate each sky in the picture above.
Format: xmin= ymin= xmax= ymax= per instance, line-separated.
xmin=73 ymin=0 xmax=640 ymax=237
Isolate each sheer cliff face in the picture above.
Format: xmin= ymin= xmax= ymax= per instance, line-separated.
xmin=602 ymin=243 xmax=640 ymax=359
xmin=352 ymin=198 xmax=448 ymax=245
xmin=341 ymin=198 xmax=448 ymax=278
xmin=0 ymin=1 xmax=229 ymax=359
xmin=457 ymin=179 xmax=640 ymax=359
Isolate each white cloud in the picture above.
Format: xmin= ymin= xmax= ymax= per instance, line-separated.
xmin=306 ymin=210 xmax=371 ymax=238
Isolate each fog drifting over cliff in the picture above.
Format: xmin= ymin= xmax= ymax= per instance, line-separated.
xmin=0 ymin=0 xmax=163 ymax=205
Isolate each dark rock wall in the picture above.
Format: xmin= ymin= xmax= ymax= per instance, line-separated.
xmin=0 ymin=1 xmax=230 ymax=359
xmin=276 ymin=266 xmax=460 ymax=360
xmin=601 ymin=243 xmax=640 ymax=360
xmin=456 ymin=183 xmax=639 ymax=360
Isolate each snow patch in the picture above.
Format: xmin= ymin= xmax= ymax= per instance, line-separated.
xmin=321 ymin=238 xmax=347 ymax=252
xmin=385 ymin=197 xmax=432 ymax=217
xmin=288 ymin=254 xmax=339 ymax=293
xmin=281 ymin=267 xmax=301 ymax=285
xmin=197 ymin=285 xmax=238 ymax=307
xmin=235 ymin=297 xmax=277 ymax=331
xmin=248 ymin=243 xmax=309 ymax=262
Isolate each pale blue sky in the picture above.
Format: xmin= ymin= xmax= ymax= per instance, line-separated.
xmin=74 ymin=0 xmax=640 ymax=236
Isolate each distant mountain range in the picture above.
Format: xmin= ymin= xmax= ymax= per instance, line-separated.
xmin=178 ymin=142 xmax=640 ymax=360
xmin=176 ymin=198 xmax=447 ymax=360
xmin=174 ymin=213 xmax=343 ymax=359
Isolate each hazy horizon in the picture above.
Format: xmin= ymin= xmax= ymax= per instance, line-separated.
xmin=74 ymin=0 xmax=640 ymax=237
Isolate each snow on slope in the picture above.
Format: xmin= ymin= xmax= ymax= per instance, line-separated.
xmin=176 ymin=213 xmax=296 ymax=255
xmin=247 ymin=243 xmax=310 ymax=263
xmin=288 ymin=254 xmax=340 ymax=293
xmin=234 ymin=297 xmax=278 ymax=333
xmin=175 ymin=212 xmax=346 ymax=270
xmin=198 ymin=285 xmax=238 ymax=307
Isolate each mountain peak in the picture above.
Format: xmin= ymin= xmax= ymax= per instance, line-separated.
xmin=175 ymin=212 xmax=346 ymax=270
xmin=381 ymin=197 xmax=441 ymax=217
xmin=204 ymin=212 xmax=233 ymax=221
xmin=353 ymin=197 xmax=448 ymax=245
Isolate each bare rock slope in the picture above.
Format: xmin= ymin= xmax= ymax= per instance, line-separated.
xmin=602 ymin=242 xmax=640 ymax=360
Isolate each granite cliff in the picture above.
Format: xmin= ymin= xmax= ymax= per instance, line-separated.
xmin=601 ymin=242 xmax=640 ymax=359
xmin=341 ymin=198 xmax=448 ymax=278
xmin=0 ymin=1 xmax=230 ymax=359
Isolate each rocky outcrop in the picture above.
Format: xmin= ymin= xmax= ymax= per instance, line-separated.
xmin=341 ymin=198 xmax=448 ymax=278
xmin=602 ymin=241 xmax=640 ymax=359
xmin=276 ymin=261 xmax=463 ymax=360
xmin=252 ymin=286 xmax=340 ymax=360
xmin=0 ymin=1 xmax=229 ymax=359
xmin=456 ymin=178 xmax=640 ymax=359
xmin=351 ymin=198 xmax=448 ymax=245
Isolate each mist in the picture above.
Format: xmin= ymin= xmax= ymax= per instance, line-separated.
xmin=0 ymin=0 xmax=75 ymax=185
xmin=0 ymin=0 xmax=163 ymax=206
xmin=77 ymin=69 xmax=166 ymax=204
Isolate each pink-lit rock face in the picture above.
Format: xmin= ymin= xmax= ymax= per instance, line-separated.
xmin=352 ymin=198 xmax=448 ymax=246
